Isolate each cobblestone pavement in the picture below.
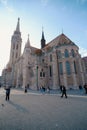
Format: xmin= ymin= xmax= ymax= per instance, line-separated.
xmin=0 ymin=88 xmax=87 ymax=130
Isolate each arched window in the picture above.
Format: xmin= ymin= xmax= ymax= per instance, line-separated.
xmin=59 ymin=62 xmax=63 ymax=75
xmin=66 ymin=61 xmax=71 ymax=75
xmin=65 ymin=49 xmax=69 ymax=58
xmin=71 ymin=49 xmax=75 ymax=57
xmin=40 ymin=69 xmax=45 ymax=77
xmin=57 ymin=50 xmax=62 ymax=59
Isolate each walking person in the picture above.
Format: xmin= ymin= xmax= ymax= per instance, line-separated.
xmin=25 ymin=86 xmax=27 ymax=93
xmin=61 ymin=85 xmax=67 ymax=98
xmin=5 ymin=86 xmax=11 ymax=101
xmin=41 ymin=85 xmax=45 ymax=94
xmin=84 ymin=83 xmax=87 ymax=94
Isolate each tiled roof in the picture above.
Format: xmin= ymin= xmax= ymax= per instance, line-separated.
xmin=45 ymin=33 xmax=76 ymax=48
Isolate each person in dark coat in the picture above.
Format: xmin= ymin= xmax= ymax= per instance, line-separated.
xmin=61 ymin=85 xmax=67 ymax=98
xmin=42 ymin=85 xmax=45 ymax=92
xmin=5 ymin=86 xmax=11 ymax=101
xmin=84 ymin=83 xmax=87 ymax=94
xmin=25 ymin=86 xmax=27 ymax=93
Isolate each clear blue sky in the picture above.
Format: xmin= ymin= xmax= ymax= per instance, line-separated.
xmin=0 ymin=0 xmax=87 ymax=75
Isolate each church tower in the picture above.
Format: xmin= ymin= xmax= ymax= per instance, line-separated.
xmin=41 ymin=28 xmax=46 ymax=49
xmin=9 ymin=18 xmax=22 ymax=65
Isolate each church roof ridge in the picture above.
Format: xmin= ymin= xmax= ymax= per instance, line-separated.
xmin=46 ymin=33 xmax=76 ymax=47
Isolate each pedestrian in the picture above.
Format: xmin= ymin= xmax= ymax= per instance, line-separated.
xmin=61 ymin=85 xmax=67 ymax=98
xmin=5 ymin=86 xmax=11 ymax=101
xmin=84 ymin=83 xmax=87 ymax=94
xmin=25 ymin=86 xmax=27 ymax=93
xmin=41 ymin=85 xmax=45 ymax=94
xmin=79 ymin=85 xmax=82 ymax=90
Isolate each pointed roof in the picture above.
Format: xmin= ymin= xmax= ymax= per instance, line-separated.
xmin=25 ymin=34 xmax=30 ymax=48
xmin=46 ymin=33 xmax=76 ymax=47
xmin=16 ymin=17 xmax=20 ymax=32
xmin=42 ymin=31 xmax=45 ymax=40
xmin=42 ymin=31 xmax=45 ymax=39
xmin=57 ymin=33 xmax=72 ymax=44
xmin=41 ymin=27 xmax=45 ymax=40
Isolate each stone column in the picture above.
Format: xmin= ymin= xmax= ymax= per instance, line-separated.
xmin=62 ymin=62 xmax=67 ymax=88
xmin=52 ymin=52 xmax=59 ymax=89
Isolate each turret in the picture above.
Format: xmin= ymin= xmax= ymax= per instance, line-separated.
xmin=9 ymin=18 xmax=22 ymax=65
xmin=25 ymin=34 xmax=30 ymax=48
xmin=41 ymin=28 xmax=46 ymax=49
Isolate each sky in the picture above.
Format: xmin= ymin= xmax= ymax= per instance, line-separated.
xmin=0 ymin=0 xmax=87 ymax=75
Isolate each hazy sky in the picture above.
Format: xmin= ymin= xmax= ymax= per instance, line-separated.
xmin=0 ymin=0 xmax=87 ymax=75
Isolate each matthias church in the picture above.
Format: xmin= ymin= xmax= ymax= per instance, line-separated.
xmin=2 ymin=18 xmax=87 ymax=90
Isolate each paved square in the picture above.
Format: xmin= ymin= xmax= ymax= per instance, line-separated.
xmin=0 ymin=89 xmax=87 ymax=130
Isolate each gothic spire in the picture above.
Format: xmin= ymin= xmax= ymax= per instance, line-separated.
xmin=27 ymin=34 xmax=30 ymax=45
xmin=25 ymin=34 xmax=30 ymax=48
xmin=41 ymin=27 xmax=46 ymax=48
xmin=42 ymin=26 xmax=45 ymax=39
xmin=16 ymin=17 xmax=20 ymax=32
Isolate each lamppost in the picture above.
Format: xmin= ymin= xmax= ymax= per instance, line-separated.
xmin=36 ymin=66 xmax=39 ymax=90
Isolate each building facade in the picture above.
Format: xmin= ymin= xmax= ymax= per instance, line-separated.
xmin=2 ymin=18 xmax=86 ymax=89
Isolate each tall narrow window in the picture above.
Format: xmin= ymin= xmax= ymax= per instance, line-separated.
xmin=50 ymin=54 xmax=52 ymax=62
xmin=57 ymin=50 xmax=62 ymax=59
xmin=66 ymin=61 xmax=71 ymax=75
xmin=49 ymin=65 xmax=52 ymax=77
xmin=71 ymin=49 xmax=75 ymax=57
xmin=40 ymin=72 xmax=42 ymax=77
xmin=43 ymin=72 xmax=45 ymax=77
xmin=59 ymin=62 xmax=63 ymax=75
xmin=74 ymin=61 xmax=77 ymax=74
xmin=65 ymin=49 xmax=69 ymax=58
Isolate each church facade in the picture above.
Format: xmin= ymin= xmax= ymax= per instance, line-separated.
xmin=2 ymin=18 xmax=86 ymax=90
